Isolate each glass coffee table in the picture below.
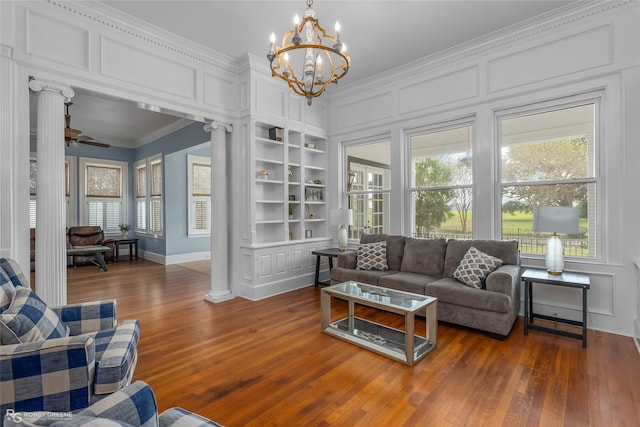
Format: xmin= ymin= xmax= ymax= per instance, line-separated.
xmin=321 ymin=281 xmax=437 ymax=366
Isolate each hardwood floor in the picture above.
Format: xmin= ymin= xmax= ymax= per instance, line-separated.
xmin=65 ymin=259 xmax=640 ymax=426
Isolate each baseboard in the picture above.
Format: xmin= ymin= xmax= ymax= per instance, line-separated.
xmin=235 ymin=273 xmax=318 ymax=301
xmin=164 ymin=251 xmax=211 ymax=265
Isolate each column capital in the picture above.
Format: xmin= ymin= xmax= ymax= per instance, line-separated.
xmin=204 ymin=120 xmax=232 ymax=133
xmin=29 ymin=78 xmax=74 ymax=102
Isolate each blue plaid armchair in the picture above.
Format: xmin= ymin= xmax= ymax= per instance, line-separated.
xmin=4 ymin=380 xmax=223 ymax=426
xmin=0 ymin=258 xmax=140 ymax=414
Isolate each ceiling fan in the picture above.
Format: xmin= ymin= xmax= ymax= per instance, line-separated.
xmin=65 ymin=102 xmax=110 ymax=148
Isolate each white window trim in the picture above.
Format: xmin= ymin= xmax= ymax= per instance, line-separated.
xmin=495 ymin=93 xmax=602 ymax=261
xmin=134 ymin=153 xmax=164 ymax=238
xmin=29 ymin=154 xmax=77 ymax=228
xmin=79 ymin=157 xmax=128 ymax=236
xmin=187 ymin=154 xmax=211 ymax=238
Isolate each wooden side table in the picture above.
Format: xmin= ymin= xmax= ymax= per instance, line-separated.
xmin=311 ymin=248 xmax=355 ymax=287
xmin=114 ymin=238 xmax=139 ymax=261
xmin=522 ymin=268 xmax=590 ymax=347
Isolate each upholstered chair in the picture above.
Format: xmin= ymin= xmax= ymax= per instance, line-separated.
xmin=0 ymin=258 xmax=140 ymax=414
xmin=67 ymin=226 xmax=116 ymax=265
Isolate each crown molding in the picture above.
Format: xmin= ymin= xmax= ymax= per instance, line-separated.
xmin=336 ymin=0 xmax=635 ymax=95
xmin=45 ymin=0 xmax=238 ymax=75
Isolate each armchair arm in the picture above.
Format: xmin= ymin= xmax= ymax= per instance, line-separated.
xmin=0 ymin=336 xmax=96 ymax=413
xmin=78 ymin=380 xmax=158 ymax=425
xmin=337 ymin=252 xmax=357 ymax=269
xmin=485 ymin=264 xmax=521 ymax=296
xmin=52 ymin=300 xmax=117 ymax=335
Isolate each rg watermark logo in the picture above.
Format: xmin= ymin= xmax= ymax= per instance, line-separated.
xmin=5 ymin=409 xmax=72 ymax=423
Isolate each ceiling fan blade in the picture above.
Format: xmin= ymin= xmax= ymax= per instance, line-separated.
xmin=76 ymin=135 xmax=95 ymax=141
xmin=79 ymin=140 xmax=110 ymax=148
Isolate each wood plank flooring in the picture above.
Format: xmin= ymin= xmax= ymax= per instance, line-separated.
xmin=64 ymin=259 xmax=640 ymax=426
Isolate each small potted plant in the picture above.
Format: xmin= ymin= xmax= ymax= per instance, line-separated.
xmin=118 ymin=224 xmax=131 ymax=239
xmin=288 ymin=203 xmax=295 ymax=220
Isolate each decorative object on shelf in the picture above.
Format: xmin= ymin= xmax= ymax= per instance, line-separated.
xmin=258 ymin=170 xmax=270 ymax=180
xmin=289 ymin=194 xmax=296 ymax=201
xmin=532 ymin=206 xmax=580 ymax=275
xmin=269 ymin=127 xmax=284 ymax=141
xmin=305 ymin=205 xmax=314 ymax=219
xmin=306 ymin=229 xmax=313 ymax=238
xmin=305 ymin=187 xmax=323 ymax=201
xmin=267 ymin=0 xmax=350 ymax=106
xmin=330 ymin=208 xmax=353 ymax=251
xmin=118 ymin=223 xmax=131 ymax=239
xmin=305 ymin=142 xmax=316 ymax=149
xmin=288 ymin=167 xmax=294 ymax=179
xmin=288 ymin=203 xmax=295 ymax=219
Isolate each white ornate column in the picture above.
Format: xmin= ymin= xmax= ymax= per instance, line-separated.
xmin=29 ymin=79 xmax=74 ymax=306
xmin=0 ymin=46 xmax=14 ymax=259
xmin=204 ymin=121 xmax=234 ymax=303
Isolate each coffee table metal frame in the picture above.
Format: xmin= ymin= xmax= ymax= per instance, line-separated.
xmin=321 ymin=281 xmax=437 ymax=366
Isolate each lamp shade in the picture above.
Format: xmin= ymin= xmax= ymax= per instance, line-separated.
xmin=330 ymin=209 xmax=353 ymax=226
xmin=532 ymin=206 xmax=580 ymax=235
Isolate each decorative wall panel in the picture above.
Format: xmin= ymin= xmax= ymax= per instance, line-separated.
xmin=26 ymin=10 xmax=89 ymax=70
xmin=398 ymin=66 xmax=479 ymax=115
xmin=488 ymin=26 xmax=612 ymax=92
xmin=334 ymin=92 xmax=393 ymax=131
xmin=255 ymin=79 xmax=285 ymax=117
xmin=203 ymin=72 xmax=235 ymax=112
xmin=101 ymin=37 xmax=197 ymax=99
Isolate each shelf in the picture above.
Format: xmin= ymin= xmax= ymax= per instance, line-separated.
xmin=256 ymin=179 xmax=284 ymax=184
xmin=304 ymin=218 xmax=326 ymax=222
xmin=256 ymin=158 xmax=284 ymax=165
xmin=304 ymin=165 xmax=325 ymax=171
xmin=256 ymin=136 xmax=284 ymax=145
xmin=288 ymin=181 xmax=301 ymax=186
xmin=304 ymin=147 xmax=326 ymax=154
xmin=256 ymin=200 xmax=284 ymax=204
xmin=304 ymin=183 xmax=325 ymax=188
xmin=257 ymin=220 xmax=284 ymax=224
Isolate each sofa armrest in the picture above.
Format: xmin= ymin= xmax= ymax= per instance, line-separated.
xmin=485 ymin=264 xmax=521 ymax=295
xmin=53 ymin=300 xmax=117 ymax=335
xmin=337 ymin=252 xmax=357 ymax=269
xmin=0 ymin=336 xmax=96 ymax=413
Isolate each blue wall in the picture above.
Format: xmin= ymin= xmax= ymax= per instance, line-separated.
xmin=66 ymin=121 xmax=211 ymax=259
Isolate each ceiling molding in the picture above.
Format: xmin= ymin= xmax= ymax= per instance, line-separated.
xmin=132 ymin=118 xmax=194 ymax=148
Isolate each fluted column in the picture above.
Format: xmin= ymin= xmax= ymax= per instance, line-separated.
xmin=29 ymin=79 xmax=74 ymax=306
xmin=204 ymin=121 xmax=234 ymax=303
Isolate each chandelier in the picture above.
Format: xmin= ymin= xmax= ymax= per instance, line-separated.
xmin=267 ymin=0 xmax=350 ymax=105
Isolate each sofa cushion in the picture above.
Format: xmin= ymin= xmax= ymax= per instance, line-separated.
xmin=0 ymin=287 xmax=70 ymax=344
xmin=94 ymin=320 xmax=140 ymax=394
xmin=357 ymin=241 xmax=389 ymax=271
xmin=360 ymin=234 xmax=406 ymax=271
xmin=426 ymin=278 xmax=511 ymax=313
xmin=400 ymin=237 xmax=447 ymax=277
xmin=331 ymin=267 xmax=398 ymax=286
xmin=0 ymin=257 xmax=30 ymax=288
xmin=443 ymin=239 xmax=518 ymax=278
xmin=453 ymin=247 xmax=503 ymax=289
xmin=378 ymin=272 xmax=440 ymax=295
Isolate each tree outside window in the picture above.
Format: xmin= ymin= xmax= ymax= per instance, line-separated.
xmin=409 ymin=124 xmax=473 ymax=238
xmin=499 ymin=102 xmax=597 ymax=257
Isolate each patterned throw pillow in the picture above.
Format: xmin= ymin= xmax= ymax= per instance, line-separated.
xmin=453 ymin=246 xmax=503 ymax=289
xmin=0 ymin=287 xmax=70 ymax=344
xmin=356 ymin=241 xmax=389 ymax=271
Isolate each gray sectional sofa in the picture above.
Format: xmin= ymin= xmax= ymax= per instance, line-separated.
xmin=330 ymin=234 xmax=521 ymax=339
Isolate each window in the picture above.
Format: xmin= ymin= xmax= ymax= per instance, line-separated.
xmin=345 ymin=139 xmax=390 ymax=239
xmin=187 ymin=154 xmax=211 ymax=236
xmin=135 ymin=154 xmax=163 ymax=236
xmin=29 ymin=157 xmax=75 ymax=228
xmin=499 ymin=101 xmax=597 ymax=257
xmin=408 ymin=123 xmax=473 ymax=238
xmin=79 ymin=158 xmax=127 ymax=234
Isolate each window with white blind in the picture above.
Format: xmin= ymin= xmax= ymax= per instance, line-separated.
xmin=29 ymin=156 xmax=75 ymax=228
xmin=187 ymin=154 xmax=211 ymax=236
xmin=79 ymin=158 xmax=127 ymax=234
xmin=134 ymin=154 xmax=163 ymax=236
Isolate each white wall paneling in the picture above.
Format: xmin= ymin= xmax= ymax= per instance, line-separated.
xmin=487 ymin=26 xmax=613 ymax=93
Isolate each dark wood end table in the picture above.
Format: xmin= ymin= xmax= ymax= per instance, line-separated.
xmin=522 ymin=267 xmax=590 ymax=347
xmin=114 ymin=238 xmax=139 ymax=261
xmin=311 ymin=248 xmax=355 ymax=287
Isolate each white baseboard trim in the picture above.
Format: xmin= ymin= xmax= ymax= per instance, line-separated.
xmin=165 ymin=251 xmax=211 ymax=265
xmin=137 ymin=250 xmax=211 ymax=265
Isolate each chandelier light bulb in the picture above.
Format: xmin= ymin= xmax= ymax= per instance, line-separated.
xmin=335 ymin=21 xmax=341 ymax=38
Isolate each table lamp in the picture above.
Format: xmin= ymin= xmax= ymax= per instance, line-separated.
xmin=532 ymin=206 xmax=580 ymax=275
xmin=330 ymin=208 xmax=353 ymax=251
